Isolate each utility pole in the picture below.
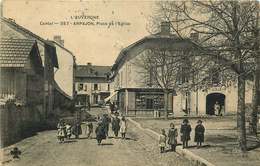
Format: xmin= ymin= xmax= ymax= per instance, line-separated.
xmin=251 ymin=0 xmax=260 ymax=136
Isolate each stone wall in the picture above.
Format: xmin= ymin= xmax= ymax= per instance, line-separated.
xmin=0 ymin=102 xmax=45 ymax=148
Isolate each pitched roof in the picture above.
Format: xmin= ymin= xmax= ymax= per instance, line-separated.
xmin=111 ymin=33 xmax=191 ymax=74
xmin=0 ymin=38 xmax=40 ymax=67
xmin=1 ymin=17 xmax=59 ymax=68
xmin=75 ymin=65 xmax=111 ymax=78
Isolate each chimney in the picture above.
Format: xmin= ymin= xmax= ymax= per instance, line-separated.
xmin=190 ymin=33 xmax=199 ymax=42
xmin=160 ymin=22 xmax=171 ymax=35
xmin=53 ymin=35 xmax=64 ymax=46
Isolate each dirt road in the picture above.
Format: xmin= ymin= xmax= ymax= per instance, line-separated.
xmin=3 ymin=108 xmax=192 ymax=166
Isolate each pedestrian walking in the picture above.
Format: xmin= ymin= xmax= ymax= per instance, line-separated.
xmin=110 ymin=101 xmax=115 ymax=114
xmin=72 ymin=121 xmax=82 ymax=139
xmin=159 ymin=129 xmax=167 ymax=153
xmin=95 ymin=122 xmax=106 ymax=145
xmin=112 ymin=113 xmax=120 ymax=138
xmin=194 ymin=120 xmax=205 ymax=148
xmin=87 ymin=122 xmax=93 ymax=139
xmin=57 ymin=119 xmax=66 ymax=143
xmin=120 ymin=116 xmax=127 ymax=139
xmin=180 ymin=119 xmax=192 ymax=149
xmin=102 ymin=114 xmax=111 ymax=137
xmin=167 ymin=123 xmax=178 ymax=152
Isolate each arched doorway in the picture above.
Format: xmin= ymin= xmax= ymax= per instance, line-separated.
xmin=206 ymin=93 xmax=225 ymax=115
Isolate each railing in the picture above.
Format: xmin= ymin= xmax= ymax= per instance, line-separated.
xmin=127 ymin=109 xmax=171 ymax=117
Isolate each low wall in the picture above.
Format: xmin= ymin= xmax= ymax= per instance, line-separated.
xmin=0 ymin=102 xmax=45 ymax=148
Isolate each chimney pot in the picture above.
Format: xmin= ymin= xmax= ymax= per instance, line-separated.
xmin=160 ymin=22 xmax=171 ymax=35
xmin=190 ymin=33 xmax=199 ymax=42
xmin=53 ymin=35 xmax=64 ymax=46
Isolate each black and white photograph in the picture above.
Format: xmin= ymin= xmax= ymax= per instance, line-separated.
xmin=1 ymin=0 xmax=260 ymax=165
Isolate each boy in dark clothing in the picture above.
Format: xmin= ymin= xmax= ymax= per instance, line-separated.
xmin=180 ymin=119 xmax=192 ymax=149
xmin=194 ymin=120 xmax=205 ymax=148
xmin=112 ymin=114 xmax=120 ymax=138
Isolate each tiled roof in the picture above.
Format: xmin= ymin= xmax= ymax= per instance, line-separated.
xmin=0 ymin=38 xmax=37 ymax=67
xmin=75 ymin=65 xmax=111 ymax=78
xmin=1 ymin=17 xmax=59 ymax=68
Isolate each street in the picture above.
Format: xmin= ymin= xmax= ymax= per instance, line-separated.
xmin=3 ymin=108 xmax=192 ymax=166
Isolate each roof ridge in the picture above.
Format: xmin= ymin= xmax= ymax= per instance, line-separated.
xmin=1 ymin=17 xmax=46 ymax=43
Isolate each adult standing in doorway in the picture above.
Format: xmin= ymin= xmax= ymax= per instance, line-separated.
xmin=214 ymin=101 xmax=221 ymax=116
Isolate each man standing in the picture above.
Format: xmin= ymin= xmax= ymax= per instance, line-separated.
xmin=112 ymin=113 xmax=120 ymax=138
xmin=214 ymin=101 xmax=221 ymax=116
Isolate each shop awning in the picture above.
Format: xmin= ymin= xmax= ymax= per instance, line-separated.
xmin=104 ymin=91 xmax=118 ymax=103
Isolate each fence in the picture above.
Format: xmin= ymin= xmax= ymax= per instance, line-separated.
xmin=126 ymin=109 xmax=171 ymax=117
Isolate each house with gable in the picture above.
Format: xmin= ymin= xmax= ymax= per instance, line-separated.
xmin=75 ymin=63 xmax=111 ymax=107
xmin=110 ymin=22 xmax=254 ymax=117
xmin=0 ymin=38 xmax=45 ymax=147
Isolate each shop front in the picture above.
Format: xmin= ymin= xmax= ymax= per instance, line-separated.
xmin=117 ymin=88 xmax=173 ymax=116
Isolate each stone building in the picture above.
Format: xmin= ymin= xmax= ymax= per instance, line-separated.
xmin=75 ymin=63 xmax=111 ymax=107
xmin=110 ymin=22 xmax=254 ymax=117
xmin=0 ymin=38 xmax=44 ymax=147
xmin=110 ymin=22 xmax=186 ymax=116
xmin=1 ymin=17 xmax=59 ymax=117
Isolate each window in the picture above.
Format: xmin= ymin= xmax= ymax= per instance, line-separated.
xmin=94 ymin=84 xmax=98 ymax=90
xmin=78 ymin=83 xmax=83 ymax=91
xmin=135 ymin=93 xmax=164 ymax=109
xmin=107 ymin=84 xmax=110 ymax=91
xmin=84 ymin=84 xmax=87 ymax=91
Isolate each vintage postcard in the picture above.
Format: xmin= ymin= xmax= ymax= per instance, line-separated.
xmin=1 ymin=0 xmax=260 ymax=166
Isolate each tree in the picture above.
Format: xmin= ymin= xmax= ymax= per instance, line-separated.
xmin=251 ymin=1 xmax=260 ymax=136
xmin=149 ymin=1 xmax=258 ymax=152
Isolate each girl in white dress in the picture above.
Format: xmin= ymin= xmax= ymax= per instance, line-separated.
xmin=120 ymin=116 xmax=127 ymax=139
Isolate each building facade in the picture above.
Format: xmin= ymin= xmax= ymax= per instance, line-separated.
xmin=1 ymin=17 xmax=59 ymax=117
xmin=0 ymin=38 xmax=45 ymax=147
xmin=110 ymin=22 xmax=254 ymax=117
xmin=110 ymin=22 xmax=188 ymax=116
xmin=75 ymin=63 xmax=111 ymax=107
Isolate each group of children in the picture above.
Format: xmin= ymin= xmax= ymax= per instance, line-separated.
xmin=159 ymin=119 xmax=205 ymax=153
xmin=95 ymin=114 xmax=127 ymax=145
xmin=57 ymin=120 xmax=72 ymax=143
xmin=57 ymin=119 xmax=93 ymax=143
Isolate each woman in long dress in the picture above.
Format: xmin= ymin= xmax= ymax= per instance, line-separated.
xmin=120 ymin=116 xmax=127 ymax=139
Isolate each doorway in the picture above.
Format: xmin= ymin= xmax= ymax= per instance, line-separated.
xmin=206 ymin=93 xmax=225 ymax=115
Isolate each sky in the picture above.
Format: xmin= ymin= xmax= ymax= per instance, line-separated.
xmin=2 ymin=0 xmax=156 ymax=66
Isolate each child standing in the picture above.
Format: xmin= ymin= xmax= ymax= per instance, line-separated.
xmin=167 ymin=123 xmax=178 ymax=152
xmin=180 ymin=119 xmax=192 ymax=149
xmin=159 ymin=129 xmax=167 ymax=153
xmin=65 ymin=123 xmax=72 ymax=139
xmin=194 ymin=120 xmax=205 ymax=148
xmin=120 ymin=116 xmax=127 ymax=139
xmin=87 ymin=122 xmax=93 ymax=139
xmin=57 ymin=120 xmax=66 ymax=143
